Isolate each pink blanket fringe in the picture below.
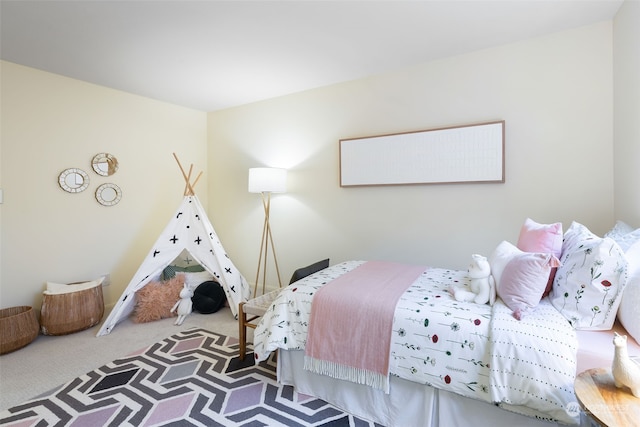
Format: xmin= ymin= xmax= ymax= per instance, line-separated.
xmin=304 ymin=261 xmax=426 ymax=392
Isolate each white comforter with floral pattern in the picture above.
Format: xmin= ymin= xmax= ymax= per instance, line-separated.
xmin=253 ymin=261 xmax=579 ymax=425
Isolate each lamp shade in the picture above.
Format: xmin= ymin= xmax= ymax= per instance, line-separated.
xmin=248 ymin=167 xmax=287 ymax=193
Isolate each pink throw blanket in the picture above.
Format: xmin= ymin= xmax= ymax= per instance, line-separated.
xmin=304 ymin=261 xmax=426 ymax=392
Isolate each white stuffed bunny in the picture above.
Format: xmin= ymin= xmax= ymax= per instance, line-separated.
xmin=171 ymin=284 xmax=194 ymax=326
xmin=612 ymin=332 xmax=640 ymax=398
xmin=449 ymin=254 xmax=496 ymax=305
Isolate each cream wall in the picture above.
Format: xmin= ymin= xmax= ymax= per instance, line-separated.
xmin=1 ymin=12 xmax=635 ymax=311
xmin=613 ymin=0 xmax=640 ymax=225
xmin=208 ymin=22 xmax=616 ymax=288
xmin=0 ymin=61 xmax=207 ymax=309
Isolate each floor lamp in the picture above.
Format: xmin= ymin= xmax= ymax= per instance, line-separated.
xmin=248 ymin=167 xmax=287 ymax=298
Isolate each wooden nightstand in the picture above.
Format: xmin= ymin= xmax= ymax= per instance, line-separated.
xmin=574 ymin=368 xmax=640 ymax=426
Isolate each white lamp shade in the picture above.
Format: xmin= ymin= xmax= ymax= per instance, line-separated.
xmin=248 ymin=167 xmax=287 ymax=193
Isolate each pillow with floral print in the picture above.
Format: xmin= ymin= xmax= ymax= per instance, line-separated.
xmin=549 ymin=222 xmax=628 ymax=330
xmin=617 ymin=241 xmax=640 ymax=345
xmin=604 ymin=220 xmax=640 ymax=252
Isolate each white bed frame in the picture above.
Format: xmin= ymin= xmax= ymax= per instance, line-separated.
xmin=269 ymin=319 xmax=640 ymax=427
xmin=278 ymin=350 xmax=593 ymax=427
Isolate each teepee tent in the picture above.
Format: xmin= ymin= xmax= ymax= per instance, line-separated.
xmin=97 ymin=155 xmax=251 ymax=336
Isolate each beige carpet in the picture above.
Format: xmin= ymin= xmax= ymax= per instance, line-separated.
xmin=0 ymin=306 xmax=245 ymax=411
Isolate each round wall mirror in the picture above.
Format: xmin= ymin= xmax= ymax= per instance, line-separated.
xmin=58 ymin=168 xmax=90 ymax=193
xmin=95 ymin=183 xmax=122 ymax=206
xmin=91 ymin=153 xmax=119 ymax=176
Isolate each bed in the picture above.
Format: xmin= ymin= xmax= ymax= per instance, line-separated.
xmin=252 ymin=220 xmax=640 ymax=427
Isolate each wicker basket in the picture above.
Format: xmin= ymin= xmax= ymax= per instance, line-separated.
xmin=40 ymin=285 xmax=104 ymax=335
xmin=0 ymin=306 xmax=40 ymax=355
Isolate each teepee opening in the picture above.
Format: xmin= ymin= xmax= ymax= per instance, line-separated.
xmin=97 ymin=154 xmax=250 ymax=336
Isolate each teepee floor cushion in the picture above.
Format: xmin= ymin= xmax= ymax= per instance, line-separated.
xmin=192 ymin=280 xmax=227 ymax=314
xmin=0 ymin=306 xmax=40 ymax=354
xmin=40 ymin=285 xmax=104 ymax=335
xmin=132 ymin=276 xmax=183 ymax=323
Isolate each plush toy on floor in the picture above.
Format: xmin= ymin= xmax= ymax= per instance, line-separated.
xmin=450 ymin=254 xmax=496 ymax=305
xmin=171 ymin=284 xmax=194 ymax=326
xmin=612 ymin=332 xmax=640 ymax=398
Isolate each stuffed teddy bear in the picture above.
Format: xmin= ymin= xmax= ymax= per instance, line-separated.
xmin=449 ymin=254 xmax=496 ymax=305
xmin=171 ymin=284 xmax=194 ymax=326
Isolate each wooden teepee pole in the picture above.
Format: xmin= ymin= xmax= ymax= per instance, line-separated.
xmin=191 ymin=171 xmax=203 ymax=192
xmin=173 ymin=152 xmax=202 ymax=196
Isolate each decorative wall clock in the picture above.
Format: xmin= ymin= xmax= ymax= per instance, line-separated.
xmin=58 ymin=168 xmax=90 ymax=193
xmin=95 ymin=183 xmax=122 ymax=206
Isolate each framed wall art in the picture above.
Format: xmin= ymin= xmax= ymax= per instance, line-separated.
xmin=339 ymin=121 xmax=505 ymax=187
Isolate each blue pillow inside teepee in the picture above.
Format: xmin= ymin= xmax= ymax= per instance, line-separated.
xmin=162 ymin=264 xmax=205 ymax=280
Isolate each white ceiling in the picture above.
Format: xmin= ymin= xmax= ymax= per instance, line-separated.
xmin=0 ymin=0 xmax=624 ymax=112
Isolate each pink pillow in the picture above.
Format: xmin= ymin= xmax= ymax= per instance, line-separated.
xmin=498 ymin=252 xmax=561 ymax=320
xmin=517 ymin=218 xmax=563 ymax=256
xmin=517 ymin=218 xmax=563 ymax=296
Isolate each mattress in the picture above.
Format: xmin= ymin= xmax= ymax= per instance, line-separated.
xmin=576 ymin=320 xmax=640 ymax=373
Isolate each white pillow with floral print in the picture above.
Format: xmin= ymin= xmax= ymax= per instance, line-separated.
xmin=549 ymin=222 xmax=628 ymax=330
xmin=617 ymin=241 xmax=640 ymax=345
xmin=604 ymin=220 xmax=640 ymax=252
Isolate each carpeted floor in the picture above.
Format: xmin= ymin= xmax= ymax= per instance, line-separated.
xmin=0 ymin=328 xmax=381 ymax=426
xmin=0 ymin=308 xmax=241 ymax=410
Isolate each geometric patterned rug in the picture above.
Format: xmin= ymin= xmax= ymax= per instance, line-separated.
xmin=0 ymin=329 xmax=381 ymax=426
